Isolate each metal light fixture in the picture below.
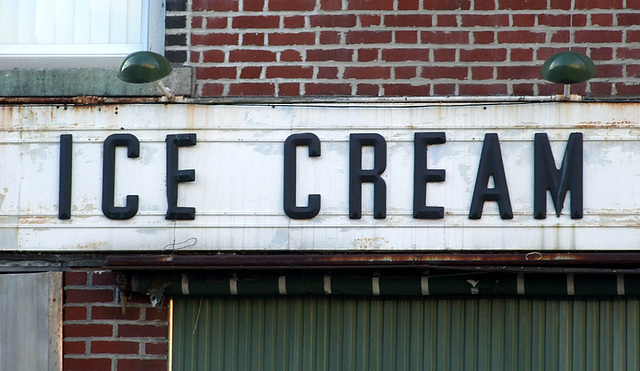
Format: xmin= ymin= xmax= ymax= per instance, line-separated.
xmin=118 ymin=51 xmax=174 ymax=100
xmin=541 ymin=51 xmax=596 ymax=84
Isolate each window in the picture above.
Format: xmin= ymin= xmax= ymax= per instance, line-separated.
xmin=0 ymin=0 xmax=164 ymax=68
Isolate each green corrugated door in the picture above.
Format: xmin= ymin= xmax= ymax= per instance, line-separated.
xmin=172 ymin=296 xmax=640 ymax=371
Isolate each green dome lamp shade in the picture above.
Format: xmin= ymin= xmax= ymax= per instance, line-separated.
xmin=541 ymin=51 xmax=596 ymax=84
xmin=118 ymin=51 xmax=172 ymax=83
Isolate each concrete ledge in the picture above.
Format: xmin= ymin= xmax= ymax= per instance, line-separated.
xmin=0 ymin=66 xmax=194 ymax=97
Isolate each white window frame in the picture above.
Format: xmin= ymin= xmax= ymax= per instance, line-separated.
xmin=0 ymin=0 xmax=165 ymax=68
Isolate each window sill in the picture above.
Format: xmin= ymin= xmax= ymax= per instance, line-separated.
xmin=0 ymin=66 xmax=193 ymax=97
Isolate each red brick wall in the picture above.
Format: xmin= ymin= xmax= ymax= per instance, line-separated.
xmin=164 ymin=0 xmax=640 ymax=97
xmin=63 ymin=271 xmax=169 ymax=371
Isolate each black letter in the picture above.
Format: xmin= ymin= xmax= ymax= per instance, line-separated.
xmin=534 ymin=132 xmax=583 ymax=219
xmin=349 ymin=133 xmax=387 ymax=219
xmin=59 ymin=134 xmax=72 ymax=219
xmin=166 ymin=134 xmax=196 ymax=220
xmin=414 ymin=132 xmax=446 ymax=219
xmin=102 ymin=134 xmax=139 ymax=220
xmin=284 ymin=133 xmax=321 ymax=219
xmin=469 ymin=133 xmax=513 ymax=219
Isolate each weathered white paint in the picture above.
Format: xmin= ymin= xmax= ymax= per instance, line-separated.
xmin=0 ymin=102 xmax=639 ymax=251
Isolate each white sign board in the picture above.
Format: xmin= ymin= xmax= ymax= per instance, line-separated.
xmin=1 ymin=102 xmax=639 ymax=251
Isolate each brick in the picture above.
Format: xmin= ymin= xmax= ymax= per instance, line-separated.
xmin=589 ymin=47 xmax=613 ymax=61
xmin=166 ymin=15 xmax=186 ymax=29
xmin=91 ymin=272 xmax=119 ymax=286
xmin=321 ymin=0 xmax=342 ymax=10
xmin=65 ymin=289 xmax=113 ymax=303
xmin=190 ymin=51 xmax=200 ymax=63
xmin=280 ymin=49 xmax=303 ymax=61
xmin=201 ymin=83 xmax=225 ymax=96
xmin=513 ymin=84 xmax=535 ymax=95
xmin=596 ymin=65 xmax=623 ymax=78
xmin=436 ymin=15 xmax=458 ymax=27
xmin=269 ymin=32 xmax=315 ymax=45
xmin=347 ymin=0 xmax=394 ymax=10
xmin=384 ymin=15 xmax=432 ymax=27
xmin=91 ymin=340 xmax=139 ymax=355
xmin=266 ymin=66 xmax=314 ymax=78
xmin=460 ymin=49 xmax=507 ymax=62
xmin=269 ymin=0 xmax=315 ymax=10
xmin=64 ymin=340 xmax=86 ymax=355
xmin=92 ymin=306 xmax=141 ymax=320
xmin=474 ymin=0 xmax=496 ymax=9
xmin=305 ymin=83 xmax=352 ymax=95
xmin=591 ymin=13 xmax=613 ymax=26
xmin=166 ymin=0 xmax=187 ymax=11
xmin=229 ymin=83 xmax=276 ymax=95
xmin=357 ymin=49 xmax=379 ymax=62
xmin=424 ymin=0 xmax=471 ymax=9
xmin=65 ymin=272 xmax=88 ymax=286
xmin=434 ymin=49 xmax=456 ymax=62
xmin=575 ymin=0 xmax=623 ymax=9
xmin=497 ymin=66 xmax=541 ymax=79
xmin=628 ymin=31 xmax=640 ymax=43
xmin=192 ymin=16 xmax=204 ymax=29
xmin=229 ymin=50 xmax=277 ymax=62
xmin=165 ymin=34 xmax=186 ymax=46
xmin=244 ymin=0 xmax=264 ymax=11
xmin=192 ymin=33 xmax=239 ymax=46
xmin=628 ymin=0 xmax=640 ymax=9
xmin=512 ymin=14 xmax=536 ymax=27
xmin=118 ymin=324 xmax=168 ymax=338
xmin=497 ymin=31 xmax=546 ymax=44
xmin=193 ymin=0 xmax=239 ymax=11
xmin=471 ymin=66 xmax=493 ymax=80
xmin=64 ymin=306 xmax=87 ymax=321
xmin=344 ymin=67 xmax=391 ymax=79
xmin=145 ymin=342 xmax=168 ymax=355
xmin=202 ymin=50 xmax=225 ymax=63
xmin=145 ymin=307 xmax=169 ymax=322
xmin=243 ymin=32 xmax=265 ymax=46
xmin=197 ymin=67 xmax=236 ymax=79
xmin=232 ymin=16 xmax=279 ymax=29
xmin=589 ymin=82 xmax=612 ymax=95
xmin=510 ymin=48 xmax=534 ymax=61
xmin=617 ymin=48 xmax=640 ymax=60
xmin=357 ymin=84 xmax=380 ymax=95
xmin=279 ymin=83 xmax=301 ymax=95
xmin=396 ymin=31 xmax=418 ymax=44
xmin=347 ymin=31 xmax=393 ymax=44
xmin=166 ymin=50 xmax=187 ymax=63
xmin=240 ymin=66 xmax=262 ymax=78
xmin=473 ymin=31 xmax=495 ymax=44
xmin=381 ymin=48 xmax=430 ymax=61
xmin=360 ymin=14 xmax=381 ymax=27
xmin=205 ymin=17 xmax=228 ymax=29
xmin=615 ymin=83 xmax=640 ymax=95
xmin=395 ymin=66 xmax=417 ymax=79
xmin=307 ymin=49 xmax=353 ymax=61
xmin=458 ymin=84 xmax=508 ymax=95
xmin=383 ymin=84 xmax=430 ymax=96
xmin=617 ymin=13 xmax=640 ymax=26
xmin=551 ymin=30 xmax=570 ymax=43
xmin=65 ymin=324 xmax=113 ymax=338
xmin=421 ymin=31 xmax=468 ymax=44
xmin=461 ymin=14 xmax=509 ymax=27
xmin=537 ymin=14 xmax=571 ymax=26
xmin=433 ymin=84 xmax=455 ymax=95
xmin=627 ymin=65 xmax=640 ymax=77
xmin=575 ymin=30 xmax=622 ymax=43
xmin=498 ymin=0 xmax=547 ymax=9
xmin=398 ymin=0 xmax=419 ymax=9
xmin=310 ymin=14 xmax=357 ymax=27
xmin=550 ymin=0 xmax=572 ymax=9
xmin=421 ymin=67 xmax=467 ymax=80
xmin=117 ymin=359 xmax=167 ymax=371
xmin=63 ymin=357 xmax=111 ymax=371
xmin=317 ymin=67 xmax=339 ymax=78
xmin=320 ymin=31 xmax=342 ymax=44
xmin=284 ymin=16 xmax=305 ymax=28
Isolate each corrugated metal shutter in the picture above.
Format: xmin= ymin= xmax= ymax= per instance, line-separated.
xmin=172 ymin=296 xmax=640 ymax=371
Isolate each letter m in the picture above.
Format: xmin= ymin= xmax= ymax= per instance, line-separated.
xmin=534 ymin=132 xmax=583 ymax=219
